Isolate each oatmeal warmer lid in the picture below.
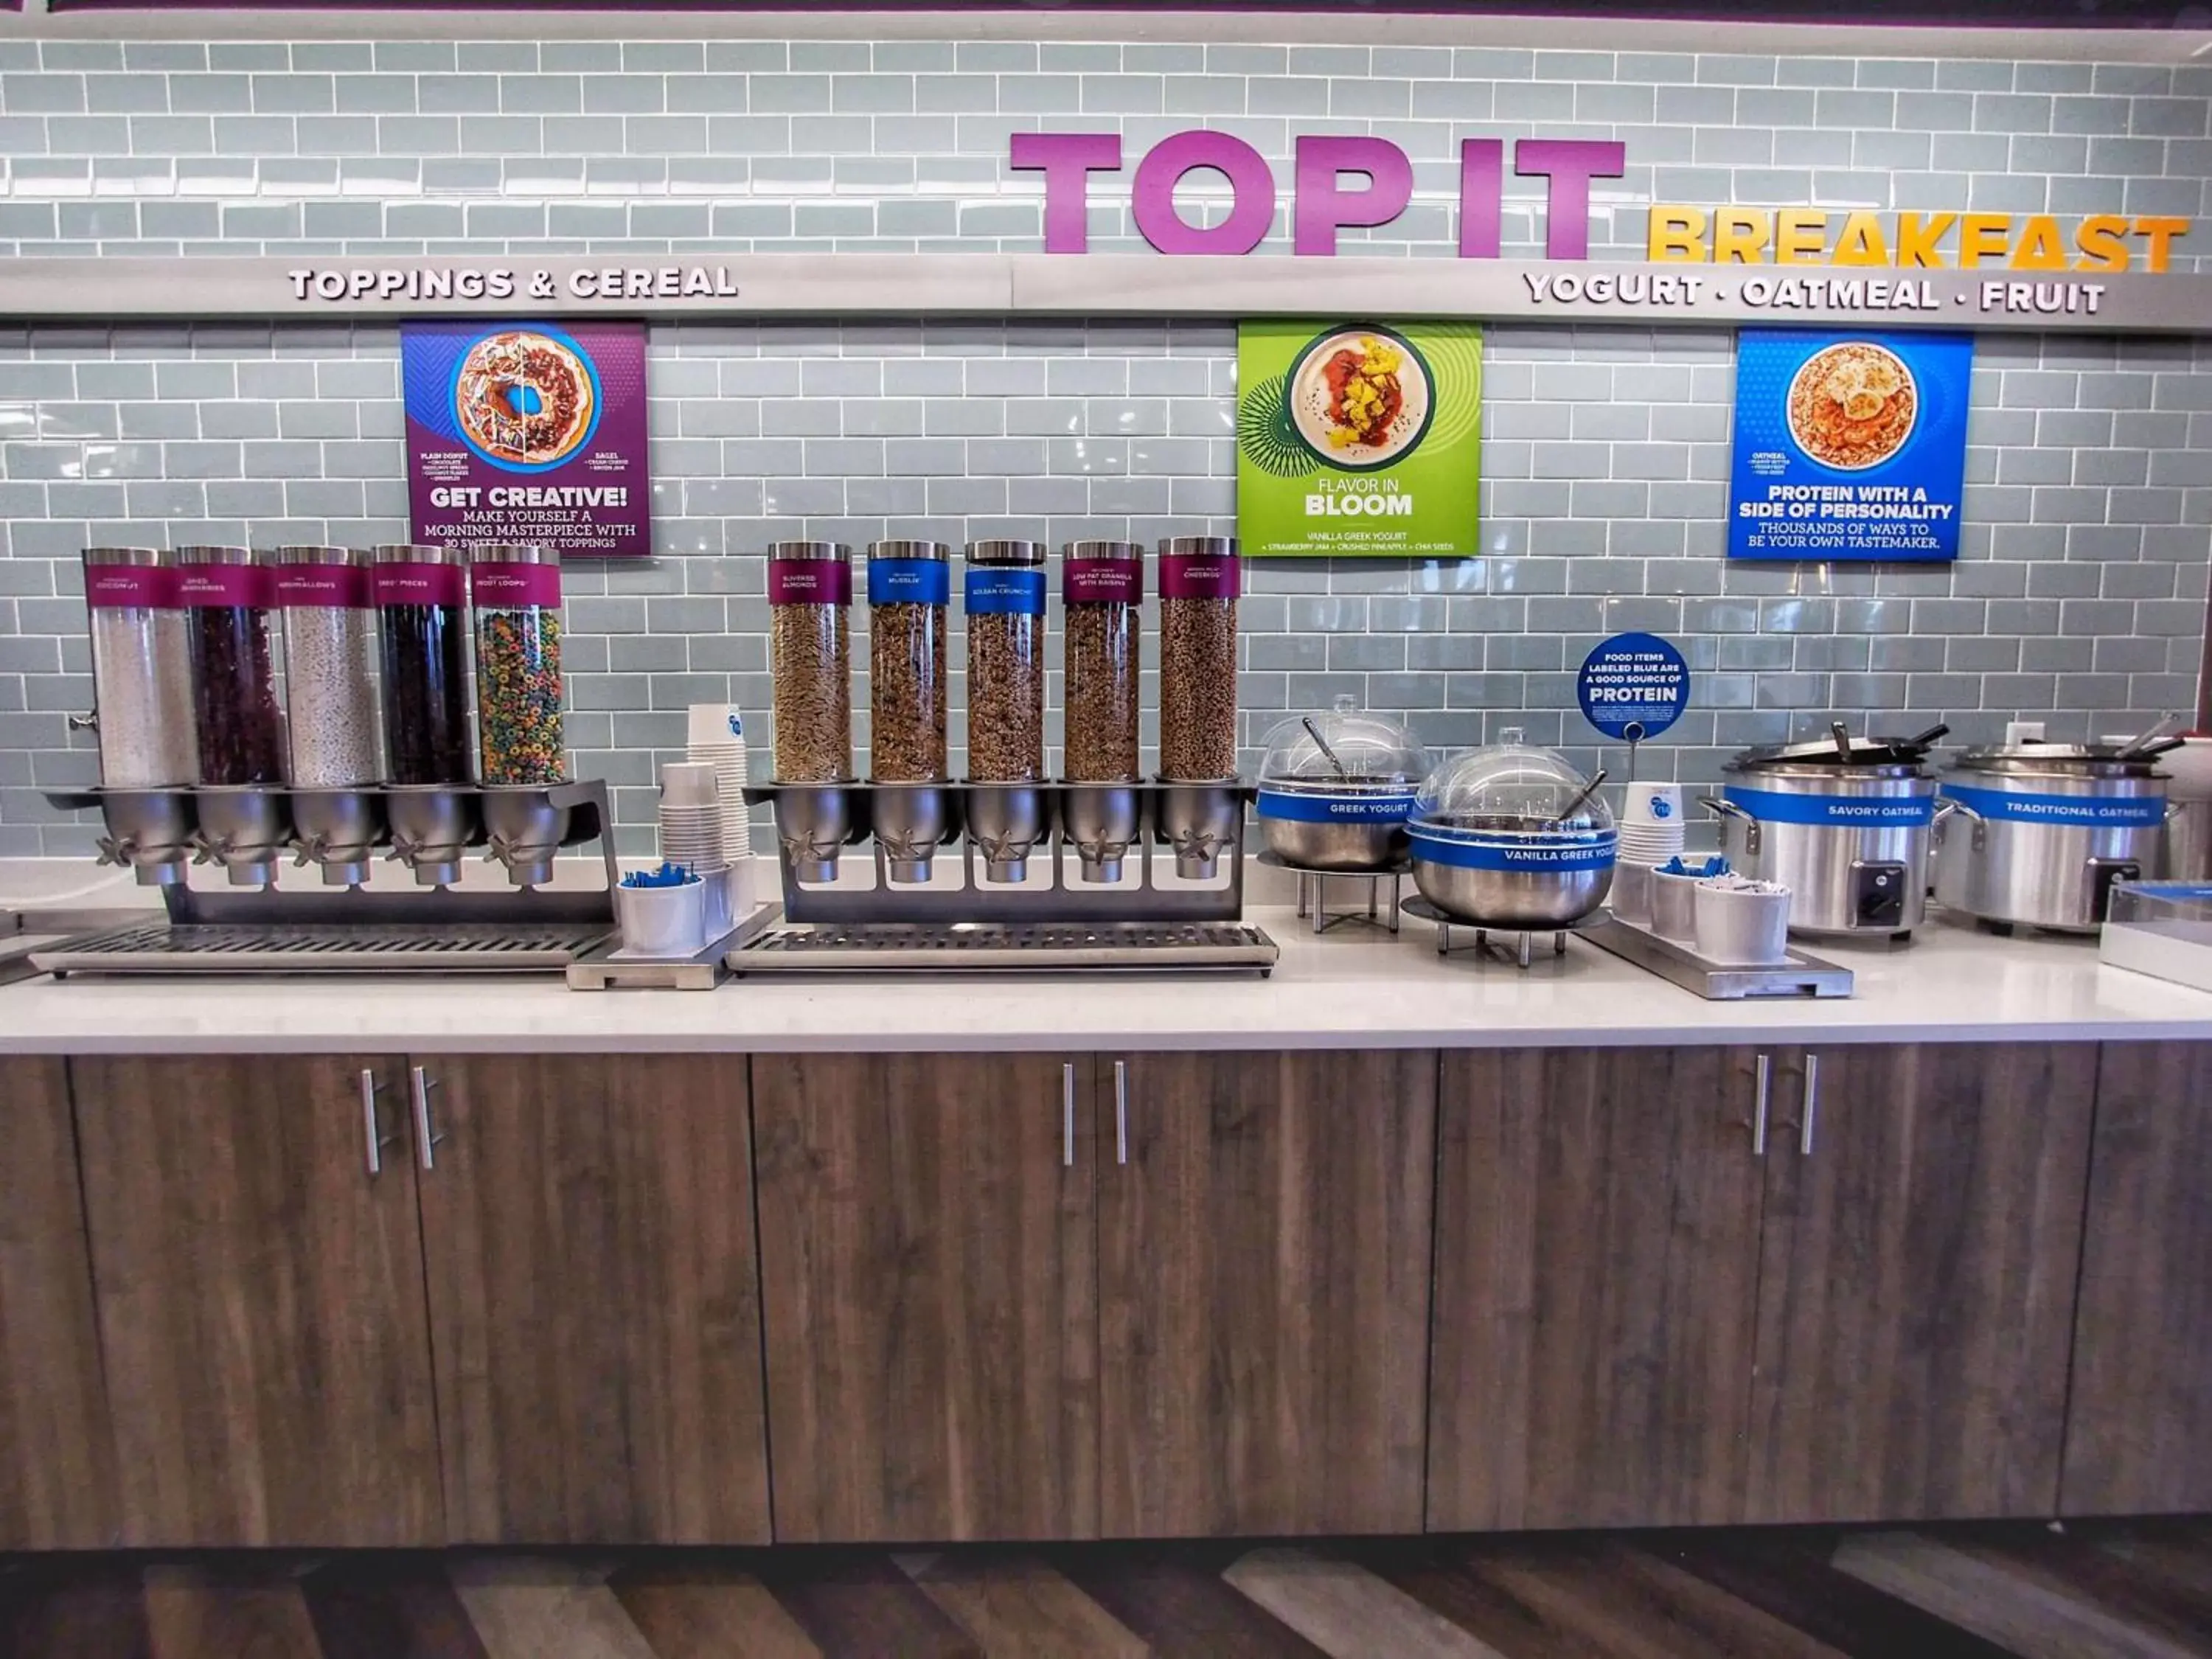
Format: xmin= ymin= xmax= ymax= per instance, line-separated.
xmin=1733 ymin=720 xmax=1950 ymax=771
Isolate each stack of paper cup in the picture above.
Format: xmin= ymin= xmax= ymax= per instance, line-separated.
xmin=658 ymin=760 xmax=735 ymax=939
xmin=1617 ymin=782 xmax=1687 ymax=874
xmin=686 ymin=703 xmax=751 ymax=861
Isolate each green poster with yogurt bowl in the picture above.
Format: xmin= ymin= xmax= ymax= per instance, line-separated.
xmin=1236 ymin=320 xmax=1482 ymax=558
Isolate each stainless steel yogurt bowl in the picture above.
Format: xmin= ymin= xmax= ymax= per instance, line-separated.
xmin=1254 ymin=780 xmax=1416 ymax=870
xmin=1253 ymin=700 xmax=1427 ymax=872
xmin=1408 ymin=821 xmax=1617 ymax=928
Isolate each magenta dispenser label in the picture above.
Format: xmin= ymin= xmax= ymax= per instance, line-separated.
xmin=84 ymin=566 xmax=176 ymax=608
xmin=1064 ymin=557 xmax=1144 ymax=604
xmin=274 ymin=563 xmax=372 ymax=608
xmin=372 ymin=560 xmax=467 ymax=608
xmin=1160 ymin=552 xmax=1241 ymax=600
xmin=470 ymin=561 xmax=561 ymax=608
xmin=175 ymin=563 xmax=275 ymax=608
xmin=770 ymin=558 xmax=852 ymax=605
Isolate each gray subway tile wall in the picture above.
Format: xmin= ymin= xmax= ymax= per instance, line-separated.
xmin=0 ymin=35 xmax=2208 ymax=854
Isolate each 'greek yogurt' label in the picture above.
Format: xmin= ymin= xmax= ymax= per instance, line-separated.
xmin=1257 ymin=788 xmax=1413 ymax=823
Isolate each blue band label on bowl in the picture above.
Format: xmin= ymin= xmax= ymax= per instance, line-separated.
xmin=1256 ymin=787 xmax=1413 ymax=823
xmin=1940 ymin=783 xmax=2166 ymax=827
xmin=1409 ymin=830 xmax=1618 ymax=872
xmin=1723 ymin=784 xmax=1935 ymax=827
xmin=964 ymin=567 xmax=1046 ymax=616
xmin=868 ymin=557 xmax=950 ymax=606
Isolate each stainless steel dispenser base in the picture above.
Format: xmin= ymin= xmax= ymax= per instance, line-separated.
xmin=291 ymin=787 xmax=383 ymax=887
xmin=1581 ymin=914 xmax=1855 ymax=999
xmin=1158 ymin=779 xmax=1242 ymax=879
xmin=481 ymin=785 xmax=572 ymax=888
xmin=771 ymin=781 xmax=855 ymax=883
xmin=192 ymin=786 xmax=292 ymax=887
xmin=386 ymin=785 xmax=481 ymax=888
xmin=1063 ymin=782 xmax=1140 ymax=883
xmin=35 ymin=920 xmax=608 ymax=977
xmin=731 ymin=917 xmax=1277 ymax=975
xmin=964 ymin=783 xmax=1046 ymax=883
xmin=93 ymin=789 xmax=197 ymax=887
xmin=38 ymin=779 xmax=622 ymax=979
xmin=741 ymin=780 xmax=1257 ymax=928
xmin=872 ymin=783 xmax=953 ymax=883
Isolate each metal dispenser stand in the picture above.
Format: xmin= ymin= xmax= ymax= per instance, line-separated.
xmin=728 ymin=779 xmax=1278 ymax=973
xmin=30 ymin=779 xmax=619 ymax=977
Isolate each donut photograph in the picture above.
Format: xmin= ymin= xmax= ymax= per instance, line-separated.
xmin=452 ymin=329 xmax=599 ymax=468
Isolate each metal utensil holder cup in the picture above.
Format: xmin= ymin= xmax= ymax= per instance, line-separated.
xmin=743 ymin=779 xmax=1256 ymax=923
xmin=42 ymin=779 xmax=619 ymax=930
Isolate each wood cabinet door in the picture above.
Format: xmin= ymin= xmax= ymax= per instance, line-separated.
xmin=412 ymin=1054 xmax=771 ymax=1544
xmin=2062 ymin=1041 xmax=2212 ymax=1515
xmin=0 ymin=1057 xmax=116 ymax=1548
xmin=1745 ymin=1042 xmax=2095 ymax=1523
xmin=72 ymin=1054 xmax=442 ymax=1546
xmin=1099 ymin=1049 xmax=1436 ymax=1537
xmin=1429 ymin=1046 xmax=1767 ymax=1531
xmin=752 ymin=1051 xmax=1097 ymax=1543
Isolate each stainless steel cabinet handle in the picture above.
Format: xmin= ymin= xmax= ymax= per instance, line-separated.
xmin=1801 ymin=1053 xmax=1820 ymax=1155
xmin=359 ymin=1068 xmax=397 ymax=1178
xmin=409 ymin=1065 xmax=448 ymax=1171
xmin=1062 ymin=1062 xmax=1076 ymax=1167
xmin=1114 ymin=1060 xmax=1128 ymax=1166
xmin=1751 ymin=1053 xmax=1770 ymax=1156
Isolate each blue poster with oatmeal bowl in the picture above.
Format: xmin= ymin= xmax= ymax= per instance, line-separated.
xmin=1728 ymin=328 xmax=1973 ymax=563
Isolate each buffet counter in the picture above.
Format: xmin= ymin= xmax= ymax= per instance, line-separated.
xmin=2 ymin=901 xmax=2209 ymax=1054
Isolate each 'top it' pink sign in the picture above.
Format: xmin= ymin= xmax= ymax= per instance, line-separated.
xmin=1008 ymin=132 xmax=1627 ymax=260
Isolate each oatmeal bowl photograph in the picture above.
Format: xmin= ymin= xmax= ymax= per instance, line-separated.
xmin=1786 ymin=341 xmax=1919 ymax=471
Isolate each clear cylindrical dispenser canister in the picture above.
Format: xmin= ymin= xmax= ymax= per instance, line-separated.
xmin=1158 ymin=535 xmax=1240 ymax=782
xmin=768 ymin=540 xmax=853 ymax=783
xmin=372 ymin=543 xmax=472 ymax=785
xmin=176 ymin=544 xmax=285 ymax=786
xmin=866 ymin=540 xmax=950 ymax=783
xmin=964 ymin=540 xmax=1047 ymax=783
xmin=82 ymin=546 xmax=197 ymax=787
xmin=276 ymin=546 xmax=380 ymax=787
xmin=1061 ymin=540 xmax=1143 ymax=783
xmin=470 ymin=544 xmax=565 ymax=785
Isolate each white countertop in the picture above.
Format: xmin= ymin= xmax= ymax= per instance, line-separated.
xmin=2 ymin=904 xmax=2208 ymax=1055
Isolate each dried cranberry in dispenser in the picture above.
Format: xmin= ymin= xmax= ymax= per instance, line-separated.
xmin=372 ymin=543 xmax=472 ymax=785
xmin=176 ymin=545 xmax=285 ymax=786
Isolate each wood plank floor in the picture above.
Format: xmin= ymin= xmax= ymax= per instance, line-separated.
xmin=1 ymin=1522 xmax=2206 ymax=1658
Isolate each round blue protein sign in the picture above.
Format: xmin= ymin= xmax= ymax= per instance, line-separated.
xmin=1578 ymin=632 xmax=1688 ymax=741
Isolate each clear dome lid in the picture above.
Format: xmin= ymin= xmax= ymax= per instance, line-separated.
xmin=1258 ymin=696 xmax=1428 ymax=789
xmin=1411 ymin=728 xmax=1615 ymax=835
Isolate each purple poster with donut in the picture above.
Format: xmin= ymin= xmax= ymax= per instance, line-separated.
xmin=403 ymin=319 xmax=651 ymax=557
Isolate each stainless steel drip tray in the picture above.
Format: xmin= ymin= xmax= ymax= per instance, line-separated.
xmin=729 ymin=920 xmax=1279 ymax=975
xmin=32 ymin=921 xmax=611 ymax=977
